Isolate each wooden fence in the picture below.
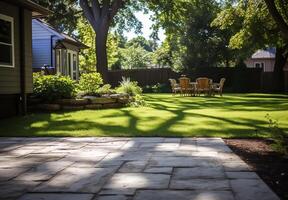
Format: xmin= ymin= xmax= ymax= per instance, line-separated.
xmin=108 ymin=67 xmax=269 ymax=92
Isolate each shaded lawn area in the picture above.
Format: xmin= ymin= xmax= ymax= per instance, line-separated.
xmin=0 ymin=93 xmax=287 ymax=138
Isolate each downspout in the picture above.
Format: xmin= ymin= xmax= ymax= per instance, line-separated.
xmin=19 ymin=8 xmax=27 ymax=115
xmin=50 ymin=35 xmax=56 ymax=73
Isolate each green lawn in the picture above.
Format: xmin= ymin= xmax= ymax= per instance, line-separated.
xmin=0 ymin=93 xmax=287 ymax=138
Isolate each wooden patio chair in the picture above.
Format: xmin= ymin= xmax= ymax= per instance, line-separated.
xmin=179 ymin=77 xmax=194 ymax=96
xmin=196 ymin=77 xmax=212 ymax=96
xmin=169 ymin=79 xmax=181 ymax=95
xmin=212 ymin=78 xmax=226 ymax=96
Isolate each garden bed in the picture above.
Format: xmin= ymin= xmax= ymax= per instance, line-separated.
xmin=28 ymin=94 xmax=131 ymax=112
xmin=225 ymin=139 xmax=288 ymax=200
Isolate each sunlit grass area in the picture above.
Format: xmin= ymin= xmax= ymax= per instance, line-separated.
xmin=0 ymin=93 xmax=287 ymax=138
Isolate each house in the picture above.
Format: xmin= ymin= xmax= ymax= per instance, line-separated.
xmin=32 ymin=19 xmax=88 ymax=80
xmin=245 ymin=48 xmax=288 ymax=72
xmin=0 ymin=0 xmax=50 ymax=118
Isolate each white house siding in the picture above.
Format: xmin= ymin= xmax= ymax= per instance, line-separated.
xmin=245 ymin=58 xmax=275 ymax=72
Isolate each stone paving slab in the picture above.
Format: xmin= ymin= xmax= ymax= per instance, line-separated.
xmin=34 ymin=167 xmax=116 ymax=193
xmin=18 ymin=193 xmax=94 ymax=200
xmin=103 ymin=173 xmax=170 ymax=193
xmin=0 ymin=137 xmax=280 ymax=200
xmin=134 ymin=190 xmax=235 ymax=200
xmin=230 ymin=179 xmax=280 ymax=200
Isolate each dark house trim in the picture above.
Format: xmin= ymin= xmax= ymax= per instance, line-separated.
xmin=19 ymin=8 xmax=27 ymax=115
xmin=1 ymin=0 xmax=52 ymax=17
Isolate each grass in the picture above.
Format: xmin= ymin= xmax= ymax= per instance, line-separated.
xmin=0 ymin=93 xmax=287 ymax=138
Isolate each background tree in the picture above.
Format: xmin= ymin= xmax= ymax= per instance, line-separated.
xmin=32 ymin=0 xmax=80 ymax=34
xmin=79 ymin=0 xmax=144 ymax=82
xmin=148 ymin=0 xmax=237 ymax=71
xmin=213 ymin=0 xmax=288 ymax=91
xmin=126 ymin=36 xmax=155 ymax=52
xmin=264 ymin=0 xmax=288 ymax=41
xmin=77 ymin=17 xmax=122 ymax=72
xmin=120 ymin=45 xmax=152 ymax=69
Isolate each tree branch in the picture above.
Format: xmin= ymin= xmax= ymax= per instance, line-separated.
xmin=264 ymin=0 xmax=288 ymax=41
xmin=91 ymin=0 xmax=101 ymax=20
xmin=109 ymin=0 xmax=124 ymax=21
xmin=80 ymin=0 xmax=97 ymax=31
xmin=102 ymin=0 xmax=111 ymax=19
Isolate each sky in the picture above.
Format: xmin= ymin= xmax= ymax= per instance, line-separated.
xmin=123 ymin=11 xmax=166 ymax=43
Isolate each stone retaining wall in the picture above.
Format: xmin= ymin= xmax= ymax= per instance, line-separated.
xmin=28 ymin=94 xmax=131 ymax=112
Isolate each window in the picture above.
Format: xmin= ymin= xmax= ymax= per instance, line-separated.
xmin=0 ymin=14 xmax=14 ymax=68
xmin=254 ymin=62 xmax=264 ymax=69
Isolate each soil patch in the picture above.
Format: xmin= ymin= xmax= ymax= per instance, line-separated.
xmin=225 ymin=139 xmax=288 ymax=200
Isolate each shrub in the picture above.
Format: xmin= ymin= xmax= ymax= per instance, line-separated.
xmin=143 ymin=83 xmax=170 ymax=93
xmin=33 ymin=73 xmax=76 ymax=102
xmin=116 ymin=77 xmax=142 ymax=96
xmin=97 ymin=84 xmax=115 ymax=95
xmin=265 ymin=114 xmax=288 ymax=156
xmin=128 ymin=94 xmax=147 ymax=107
xmin=78 ymin=72 xmax=103 ymax=95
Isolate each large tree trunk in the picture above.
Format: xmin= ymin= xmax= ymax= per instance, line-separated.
xmin=273 ymin=47 xmax=288 ymax=92
xmin=96 ymin=29 xmax=109 ymax=83
xmin=80 ymin=0 xmax=124 ymax=83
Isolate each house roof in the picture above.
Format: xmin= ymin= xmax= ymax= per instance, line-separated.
xmin=34 ymin=19 xmax=89 ymax=49
xmin=2 ymin=0 xmax=52 ymax=17
xmin=251 ymin=48 xmax=276 ymax=59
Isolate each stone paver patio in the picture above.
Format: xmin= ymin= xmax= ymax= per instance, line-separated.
xmin=0 ymin=137 xmax=279 ymax=200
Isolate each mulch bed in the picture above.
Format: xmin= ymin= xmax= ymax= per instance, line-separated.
xmin=225 ymin=139 xmax=288 ymax=200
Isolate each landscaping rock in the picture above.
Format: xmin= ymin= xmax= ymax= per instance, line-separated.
xmin=85 ymin=104 xmax=103 ymax=110
xmin=55 ymin=99 xmax=89 ymax=106
xmin=117 ymin=98 xmax=130 ymax=104
xmin=102 ymin=103 xmax=124 ymax=109
xmin=62 ymin=106 xmax=84 ymax=111
xmin=107 ymin=93 xmax=129 ymax=99
xmin=37 ymin=104 xmax=61 ymax=111
xmin=85 ymin=97 xmax=117 ymax=104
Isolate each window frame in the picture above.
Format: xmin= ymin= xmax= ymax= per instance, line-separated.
xmin=0 ymin=14 xmax=14 ymax=68
xmin=254 ymin=62 xmax=265 ymax=69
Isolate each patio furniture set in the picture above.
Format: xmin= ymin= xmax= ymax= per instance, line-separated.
xmin=169 ymin=77 xmax=226 ymax=96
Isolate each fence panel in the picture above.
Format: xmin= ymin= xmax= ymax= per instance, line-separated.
xmin=108 ymin=68 xmax=266 ymax=92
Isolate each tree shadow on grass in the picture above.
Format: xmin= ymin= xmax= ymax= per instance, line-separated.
xmin=0 ymin=94 xmax=287 ymax=138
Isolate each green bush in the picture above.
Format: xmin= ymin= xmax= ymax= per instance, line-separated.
xmin=78 ymin=72 xmax=103 ymax=95
xmin=97 ymin=84 xmax=115 ymax=95
xmin=143 ymin=83 xmax=170 ymax=93
xmin=265 ymin=114 xmax=288 ymax=156
xmin=128 ymin=94 xmax=147 ymax=107
xmin=116 ymin=77 xmax=142 ymax=96
xmin=33 ymin=73 xmax=76 ymax=101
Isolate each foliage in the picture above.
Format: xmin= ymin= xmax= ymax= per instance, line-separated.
xmin=126 ymin=36 xmax=156 ymax=52
xmin=143 ymin=83 xmax=169 ymax=93
xmin=152 ymin=41 xmax=172 ymax=68
xmin=32 ymin=0 xmax=80 ymax=35
xmin=120 ymin=45 xmax=152 ymax=69
xmin=148 ymin=0 xmax=237 ymax=70
xmin=77 ymin=17 xmax=122 ymax=72
xmin=77 ymin=17 xmax=97 ymax=72
xmin=265 ymin=114 xmax=288 ymax=156
xmin=212 ymin=0 xmax=281 ymax=57
xmin=97 ymin=84 xmax=115 ymax=95
xmin=33 ymin=73 xmax=76 ymax=101
xmin=116 ymin=77 xmax=142 ymax=96
xmin=78 ymin=72 xmax=103 ymax=95
xmin=128 ymin=94 xmax=147 ymax=107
